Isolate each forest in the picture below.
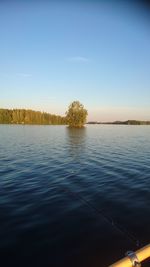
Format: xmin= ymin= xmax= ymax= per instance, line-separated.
xmin=0 ymin=108 xmax=67 ymax=125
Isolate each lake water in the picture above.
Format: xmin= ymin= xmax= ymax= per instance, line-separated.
xmin=0 ymin=125 xmax=150 ymax=267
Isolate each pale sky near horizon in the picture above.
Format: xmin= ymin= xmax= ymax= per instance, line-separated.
xmin=0 ymin=0 xmax=150 ymax=121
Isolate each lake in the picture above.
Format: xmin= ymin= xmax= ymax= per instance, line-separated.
xmin=0 ymin=125 xmax=150 ymax=267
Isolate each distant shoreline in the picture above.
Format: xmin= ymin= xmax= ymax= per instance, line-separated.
xmin=0 ymin=121 xmax=150 ymax=126
xmin=87 ymin=120 xmax=150 ymax=125
xmin=0 ymin=108 xmax=150 ymax=125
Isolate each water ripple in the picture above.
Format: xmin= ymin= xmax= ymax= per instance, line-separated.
xmin=0 ymin=125 xmax=150 ymax=266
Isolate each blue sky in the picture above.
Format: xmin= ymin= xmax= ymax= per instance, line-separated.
xmin=0 ymin=1 xmax=150 ymax=121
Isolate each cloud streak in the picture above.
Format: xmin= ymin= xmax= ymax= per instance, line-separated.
xmin=16 ymin=73 xmax=32 ymax=77
xmin=0 ymin=73 xmax=32 ymax=78
xmin=66 ymin=56 xmax=89 ymax=63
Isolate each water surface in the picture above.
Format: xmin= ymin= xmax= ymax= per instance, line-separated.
xmin=0 ymin=125 xmax=150 ymax=266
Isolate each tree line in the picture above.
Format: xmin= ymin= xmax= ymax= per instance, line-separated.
xmin=0 ymin=109 xmax=67 ymax=125
xmin=0 ymin=101 xmax=88 ymax=127
xmin=87 ymin=120 xmax=150 ymax=125
xmin=115 ymin=120 xmax=150 ymax=125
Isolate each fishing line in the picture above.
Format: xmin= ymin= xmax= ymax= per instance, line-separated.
xmin=58 ymin=167 xmax=142 ymax=248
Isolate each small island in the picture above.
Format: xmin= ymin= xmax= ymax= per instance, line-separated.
xmin=66 ymin=101 xmax=88 ymax=127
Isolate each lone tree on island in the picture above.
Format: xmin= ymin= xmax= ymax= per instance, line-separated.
xmin=66 ymin=101 xmax=88 ymax=127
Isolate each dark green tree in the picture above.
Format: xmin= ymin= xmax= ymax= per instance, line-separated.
xmin=66 ymin=101 xmax=88 ymax=127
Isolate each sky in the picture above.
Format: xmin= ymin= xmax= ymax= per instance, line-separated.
xmin=0 ymin=0 xmax=150 ymax=121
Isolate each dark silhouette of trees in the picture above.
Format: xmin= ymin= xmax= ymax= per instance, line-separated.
xmin=66 ymin=101 xmax=88 ymax=127
xmin=0 ymin=109 xmax=67 ymax=125
xmin=87 ymin=120 xmax=150 ymax=125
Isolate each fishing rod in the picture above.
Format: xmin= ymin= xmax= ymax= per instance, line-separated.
xmin=58 ymin=168 xmax=142 ymax=248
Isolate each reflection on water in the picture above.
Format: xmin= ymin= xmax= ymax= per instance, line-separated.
xmin=66 ymin=126 xmax=87 ymax=159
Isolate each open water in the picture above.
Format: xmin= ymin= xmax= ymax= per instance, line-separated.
xmin=0 ymin=125 xmax=150 ymax=267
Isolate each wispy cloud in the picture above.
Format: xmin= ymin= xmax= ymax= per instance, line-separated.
xmin=16 ymin=73 xmax=32 ymax=77
xmin=66 ymin=56 xmax=89 ymax=63
xmin=0 ymin=73 xmax=32 ymax=78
